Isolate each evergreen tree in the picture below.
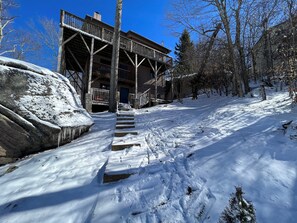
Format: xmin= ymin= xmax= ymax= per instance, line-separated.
xmin=174 ymin=29 xmax=195 ymax=74
xmin=219 ymin=187 xmax=256 ymax=223
xmin=173 ymin=29 xmax=195 ymax=100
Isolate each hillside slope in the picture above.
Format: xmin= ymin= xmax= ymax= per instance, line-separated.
xmin=0 ymin=90 xmax=296 ymax=223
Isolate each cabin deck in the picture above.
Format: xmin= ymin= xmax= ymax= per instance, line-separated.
xmin=61 ymin=11 xmax=172 ymax=67
xmin=58 ymin=10 xmax=173 ymax=111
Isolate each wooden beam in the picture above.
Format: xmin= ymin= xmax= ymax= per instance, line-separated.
xmin=79 ymin=33 xmax=90 ymax=53
xmin=66 ymin=69 xmax=82 ymax=91
xmin=88 ymin=38 xmax=94 ymax=94
xmin=66 ymin=58 xmax=83 ymax=83
xmin=124 ymin=50 xmax=135 ymax=66
xmin=66 ymin=47 xmax=85 ymax=74
xmin=93 ymin=44 xmax=108 ymax=55
xmin=157 ymin=64 xmax=163 ymax=73
xmin=147 ymin=59 xmax=154 ymax=72
xmin=62 ymin=33 xmax=78 ymax=46
xmin=67 ymin=70 xmax=78 ymax=86
xmin=137 ymin=57 xmax=146 ymax=68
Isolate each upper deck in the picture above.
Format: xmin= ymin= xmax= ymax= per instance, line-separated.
xmin=60 ymin=10 xmax=172 ymax=66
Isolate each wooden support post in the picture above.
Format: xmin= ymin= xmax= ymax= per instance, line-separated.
xmin=155 ymin=61 xmax=158 ymax=102
xmin=88 ymin=38 xmax=94 ymax=94
xmin=134 ymin=54 xmax=145 ymax=99
xmin=85 ymin=38 xmax=94 ymax=112
xmin=148 ymin=59 xmax=162 ymax=103
xmin=135 ymin=54 xmax=138 ymax=100
xmin=171 ymin=70 xmax=174 ymax=101
xmin=57 ymin=10 xmax=65 ymax=73
xmin=124 ymin=51 xmax=145 ymax=108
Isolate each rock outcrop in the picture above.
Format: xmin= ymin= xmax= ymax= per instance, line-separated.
xmin=0 ymin=56 xmax=93 ymax=165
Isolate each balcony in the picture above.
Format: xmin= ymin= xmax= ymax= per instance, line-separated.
xmin=61 ymin=10 xmax=172 ymax=66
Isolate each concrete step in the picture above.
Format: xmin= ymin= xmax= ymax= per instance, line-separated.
xmin=103 ymin=173 xmax=132 ymax=183
xmin=112 ymin=143 xmax=141 ymax=151
xmin=114 ymin=131 xmax=138 ymax=137
xmin=116 ymin=124 xmax=135 ymax=129
xmin=117 ymin=113 xmax=134 ymax=117
xmin=117 ymin=117 xmax=134 ymax=121
xmin=116 ymin=121 xmax=135 ymax=125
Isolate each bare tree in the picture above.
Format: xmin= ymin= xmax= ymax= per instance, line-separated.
xmin=0 ymin=0 xmax=40 ymax=60
xmin=206 ymin=0 xmax=245 ymax=96
xmin=0 ymin=0 xmax=17 ymax=55
xmin=191 ymin=23 xmax=222 ymax=99
xmin=169 ymin=0 xmax=246 ymax=96
xmin=28 ymin=18 xmax=59 ymax=69
xmin=243 ymin=0 xmax=262 ymax=82
xmin=167 ymin=0 xmax=208 ymax=35
xmin=12 ymin=30 xmax=41 ymax=60
xmin=274 ymin=0 xmax=297 ymax=100
xmin=168 ymin=0 xmax=297 ymax=99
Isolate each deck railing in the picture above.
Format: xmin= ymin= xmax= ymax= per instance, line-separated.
xmin=139 ymin=88 xmax=151 ymax=108
xmin=91 ymin=87 xmax=152 ymax=107
xmin=62 ymin=10 xmax=172 ymax=66
xmin=91 ymin=88 xmax=109 ymax=105
xmin=91 ymin=88 xmax=120 ymax=105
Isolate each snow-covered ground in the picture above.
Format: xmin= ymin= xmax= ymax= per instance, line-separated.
xmin=1 ymin=89 xmax=297 ymax=223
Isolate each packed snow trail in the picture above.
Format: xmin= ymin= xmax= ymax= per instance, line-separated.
xmin=0 ymin=113 xmax=115 ymax=223
xmin=1 ymin=90 xmax=297 ymax=223
xmin=91 ymin=91 xmax=297 ymax=222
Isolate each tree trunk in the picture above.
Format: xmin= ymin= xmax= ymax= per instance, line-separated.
xmin=192 ymin=23 xmax=221 ymax=99
xmin=251 ymin=48 xmax=257 ymax=83
xmin=109 ymin=0 xmax=123 ymax=112
xmin=214 ymin=0 xmax=243 ymax=97
xmin=0 ymin=0 xmax=3 ymax=45
xmin=262 ymin=20 xmax=273 ymax=79
xmin=260 ymin=84 xmax=266 ymax=100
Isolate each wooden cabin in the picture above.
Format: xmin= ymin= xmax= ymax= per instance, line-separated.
xmin=253 ymin=17 xmax=297 ymax=80
xmin=57 ymin=10 xmax=173 ymax=112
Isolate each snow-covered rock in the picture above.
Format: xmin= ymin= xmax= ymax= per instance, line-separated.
xmin=0 ymin=56 xmax=93 ymax=165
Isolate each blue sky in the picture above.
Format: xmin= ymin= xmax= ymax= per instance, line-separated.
xmin=13 ymin=0 xmax=177 ymax=68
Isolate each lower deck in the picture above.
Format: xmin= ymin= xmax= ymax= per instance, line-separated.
xmin=91 ymin=87 xmax=166 ymax=108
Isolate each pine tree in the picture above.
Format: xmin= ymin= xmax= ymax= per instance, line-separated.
xmin=219 ymin=187 xmax=256 ymax=223
xmin=174 ymin=29 xmax=195 ymax=74
xmin=173 ymin=29 xmax=195 ymax=100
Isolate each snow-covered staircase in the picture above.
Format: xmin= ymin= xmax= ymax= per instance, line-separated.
xmin=103 ymin=107 xmax=143 ymax=183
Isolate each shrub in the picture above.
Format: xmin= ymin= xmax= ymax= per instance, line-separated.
xmin=219 ymin=186 xmax=256 ymax=223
